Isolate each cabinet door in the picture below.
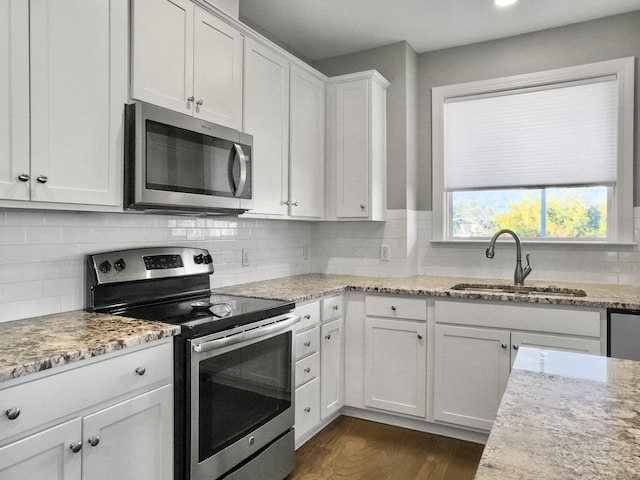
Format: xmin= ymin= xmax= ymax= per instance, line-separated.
xmin=364 ymin=318 xmax=426 ymax=417
xmin=130 ymin=0 xmax=194 ymax=114
xmin=193 ymin=8 xmax=243 ymax=129
xmin=0 ymin=418 xmax=82 ymax=480
xmin=320 ymin=318 xmax=344 ymax=419
xmin=29 ymin=0 xmax=126 ymax=206
xmin=510 ymin=332 xmax=601 ymax=366
xmin=335 ymin=79 xmax=369 ymax=218
xmin=82 ymin=385 xmax=173 ymax=480
xmin=0 ymin=0 xmax=30 ymax=201
xmin=243 ymin=38 xmax=289 ymax=215
xmin=433 ymin=325 xmax=510 ymax=431
xmin=288 ymin=66 xmax=325 ymax=218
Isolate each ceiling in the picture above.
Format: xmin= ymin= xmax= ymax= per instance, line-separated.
xmin=238 ymin=0 xmax=640 ymax=61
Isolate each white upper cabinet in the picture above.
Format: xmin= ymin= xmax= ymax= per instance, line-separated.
xmin=244 ymin=38 xmax=326 ymax=219
xmin=0 ymin=0 xmax=30 ymax=202
xmin=131 ymin=0 xmax=243 ymax=130
xmin=0 ymin=0 xmax=126 ymax=207
xmin=243 ymin=37 xmax=290 ymax=216
xmin=288 ymin=65 xmax=325 ymax=219
xmin=326 ymin=70 xmax=389 ymax=221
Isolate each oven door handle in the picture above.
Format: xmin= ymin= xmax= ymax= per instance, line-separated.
xmin=192 ymin=314 xmax=299 ymax=354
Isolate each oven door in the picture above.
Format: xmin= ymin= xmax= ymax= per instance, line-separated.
xmin=189 ymin=314 xmax=298 ymax=480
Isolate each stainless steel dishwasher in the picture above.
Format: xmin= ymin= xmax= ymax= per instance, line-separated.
xmin=608 ymin=309 xmax=640 ymax=360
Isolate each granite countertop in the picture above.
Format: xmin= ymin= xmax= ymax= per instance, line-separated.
xmin=0 ymin=310 xmax=180 ymax=384
xmin=475 ymin=347 xmax=640 ymax=479
xmin=214 ymin=273 xmax=640 ymax=310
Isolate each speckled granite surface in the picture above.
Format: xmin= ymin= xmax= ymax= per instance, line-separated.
xmin=0 ymin=310 xmax=180 ymax=383
xmin=475 ymin=347 xmax=640 ymax=479
xmin=214 ymin=273 xmax=640 ymax=309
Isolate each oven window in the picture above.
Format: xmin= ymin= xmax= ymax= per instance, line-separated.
xmin=198 ymin=331 xmax=292 ymax=461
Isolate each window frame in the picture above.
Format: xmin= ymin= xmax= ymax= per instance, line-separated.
xmin=431 ymin=57 xmax=635 ymax=244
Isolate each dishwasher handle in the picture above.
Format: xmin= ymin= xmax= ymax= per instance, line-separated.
xmin=192 ymin=314 xmax=299 ymax=354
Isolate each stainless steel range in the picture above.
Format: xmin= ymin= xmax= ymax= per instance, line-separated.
xmin=86 ymin=247 xmax=298 ymax=480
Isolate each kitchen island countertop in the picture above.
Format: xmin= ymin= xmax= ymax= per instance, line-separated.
xmin=475 ymin=347 xmax=640 ymax=479
xmin=0 ymin=310 xmax=180 ymax=383
xmin=214 ymin=273 xmax=640 ymax=310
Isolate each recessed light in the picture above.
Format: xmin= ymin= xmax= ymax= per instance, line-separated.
xmin=495 ymin=0 xmax=518 ymax=6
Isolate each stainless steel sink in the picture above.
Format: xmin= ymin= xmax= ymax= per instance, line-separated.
xmin=450 ymin=283 xmax=587 ymax=297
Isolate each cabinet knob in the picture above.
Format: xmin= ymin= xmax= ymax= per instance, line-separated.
xmin=304 ymin=341 xmax=311 ymax=347
xmin=282 ymin=200 xmax=290 ymax=206
xmin=88 ymin=436 xmax=100 ymax=447
xmin=187 ymin=96 xmax=195 ymax=103
xmin=292 ymin=201 xmax=298 ymax=207
xmin=70 ymin=442 xmax=82 ymax=453
xmin=360 ymin=204 xmax=366 ymax=210
xmin=5 ymin=407 xmax=20 ymax=420
xmin=417 ymin=334 xmax=423 ymax=341
xmin=196 ymin=99 xmax=204 ymax=106
xmin=513 ymin=344 xmax=520 ymax=350
xmin=391 ymin=305 xmax=397 ymax=311
xmin=332 ymin=305 xmax=339 ymax=311
xmin=304 ymin=367 xmax=311 ymax=373
xmin=36 ymin=175 xmax=48 ymax=184
xmin=304 ymin=314 xmax=311 ymax=320
xmin=501 ymin=343 xmax=508 ymax=349
xmin=135 ymin=366 xmax=146 ymax=376
xmin=325 ymin=334 xmax=331 ymax=340
xmin=304 ymin=407 xmax=311 ymax=413
xmin=17 ymin=174 xmax=30 ymax=182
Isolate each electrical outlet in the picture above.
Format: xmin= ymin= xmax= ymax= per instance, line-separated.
xmin=380 ymin=244 xmax=390 ymax=261
xmin=242 ymin=248 xmax=250 ymax=267
xmin=302 ymin=245 xmax=309 ymax=259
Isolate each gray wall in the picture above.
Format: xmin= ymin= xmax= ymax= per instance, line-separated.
xmin=314 ymin=41 xmax=416 ymax=210
xmin=418 ymin=11 xmax=640 ymax=210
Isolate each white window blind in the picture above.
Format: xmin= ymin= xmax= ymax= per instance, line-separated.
xmin=443 ymin=77 xmax=618 ymax=191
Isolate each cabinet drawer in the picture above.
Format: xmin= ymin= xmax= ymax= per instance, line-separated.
xmin=295 ymin=327 xmax=319 ymax=361
xmin=295 ymin=352 xmax=319 ymax=388
xmin=0 ymin=341 xmax=172 ymax=444
xmin=323 ymin=295 xmax=343 ymax=321
xmin=365 ymin=295 xmax=427 ymax=321
xmin=295 ymin=301 xmax=321 ymax=332
xmin=295 ymin=377 xmax=320 ymax=442
xmin=434 ymin=300 xmax=601 ymax=337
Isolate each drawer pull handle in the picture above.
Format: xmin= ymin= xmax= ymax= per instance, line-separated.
xmin=391 ymin=305 xmax=397 ymax=311
xmin=304 ymin=341 xmax=311 ymax=347
xmin=332 ymin=305 xmax=339 ymax=310
xmin=513 ymin=344 xmax=520 ymax=350
xmin=501 ymin=343 xmax=508 ymax=349
xmin=325 ymin=334 xmax=331 ymax=340
xmin=36 ymin=175 xmax=48 ymax=184
xmin=5 ymin=407 xmax=20 ymax=420
xmin=70 ymin=442 xmax=82 ymax=453
xmin=304 ymin=367 xmax=311 ymax=373
xmin=17 ymin=174 xmax=30 ymax=182
xmin=135 ymin=366 xmax=146 ymax=376
xmin=88 ymin=436 xmax=100 ymax=447
xmin=304 ymin=314 xmax=311 ymax=320
xmin=304 ymin=407 xmax=311 ymax=413
xmin=417 ymin=334 xmax=423 ymax=341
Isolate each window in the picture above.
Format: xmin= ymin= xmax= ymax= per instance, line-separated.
xmin=432 ymin=57 xmax=634 ymax=243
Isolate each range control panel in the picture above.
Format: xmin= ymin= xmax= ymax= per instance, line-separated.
xmin=89 ymin=247 xmax=214 ymax=285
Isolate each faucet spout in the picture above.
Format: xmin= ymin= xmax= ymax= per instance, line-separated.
xmin=485 ymin=229 xmax=532 ymax=285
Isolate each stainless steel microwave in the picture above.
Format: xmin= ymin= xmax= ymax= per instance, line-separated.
xmin=124 ymin=102 xmax=253 ymax=215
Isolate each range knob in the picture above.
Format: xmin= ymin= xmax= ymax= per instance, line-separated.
xmin=98 ymin=260 xmax=112 ymax=274
xmin=114 ymin=258 xmax=126 ymax=272
xmin=203 ymin=254 xmax=213 ymax=264
xmin=193 ymin=254 xmax=204 ymax=264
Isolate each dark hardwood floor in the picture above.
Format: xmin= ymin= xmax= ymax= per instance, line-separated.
xmin=287 ymin=416 xmax=484 ymax=480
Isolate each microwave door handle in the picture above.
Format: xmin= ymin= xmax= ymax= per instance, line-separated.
xmin=232 ymin=143 xmax=248 ymax=197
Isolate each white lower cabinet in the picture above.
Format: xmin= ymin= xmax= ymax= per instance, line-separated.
xmin=0 ymin=340 xmax=173 ymax=480
xmin=364 ymin=317 xmax=427 ymax=417
xmin=294 ymin=377 xmax=320 ymax=442
xmin=321 ymin=317 xmax=344 ymax=419
xmin=433 ymin=300 xmax=603 ymax=431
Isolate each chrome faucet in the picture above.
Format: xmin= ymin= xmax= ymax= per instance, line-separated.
xmin=485 ymin=229 xmax=532 ymax=285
